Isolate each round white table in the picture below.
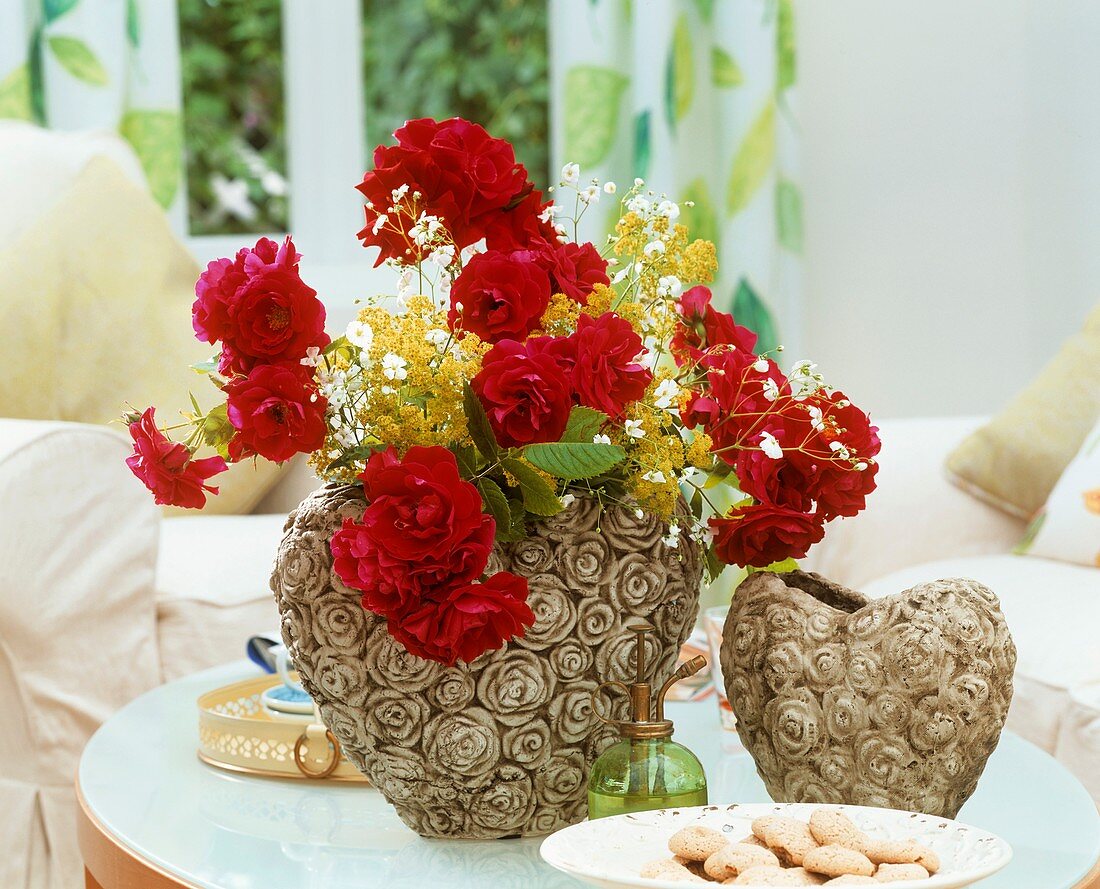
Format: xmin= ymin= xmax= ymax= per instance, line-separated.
xmin=78 ymin=661 xmax=1100 ymax=889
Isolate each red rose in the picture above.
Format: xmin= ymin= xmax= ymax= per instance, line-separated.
xmin=671 ymin=285 xmax=758 ymax=366
xmin=448 ymin=249 xmax=551 ymax=343
xmin=395 ymin=117 xmax=528 ymax=220
xmin=388 ymin=572 xmax=533 ymax=665
xmin=710 ymin=504 xmax=826 ymax=568
xmin=734 ymin=415 xmax=823 ymax=514
xmin=798 ymin=391 xmax=881 ymax=519
xmin=541 ymin=241 xmax=609 ymax=304
xmin=356 ymin=118 xmax=530 ymax=264
xmin=472 ymin=338 xmax=573 ymax=448
xmin=192 ymin=236 xmax=329 ymax=374
xmin=226 ymin=363 xmax=328 ymax=463
xmin=566 ymin=312 xmax=652 ymax=419
xmin=682 ymin=350 xmax=788 ymax=459
xmin=356 ymin=146 xmax=465 ymax=265
xmin=125 ymin=407 xmax=226 ymax=509
xmin=483 ymin=188 xmax=559 ymax=253
xmin=329 ymin=446 xmax=495 ymax=615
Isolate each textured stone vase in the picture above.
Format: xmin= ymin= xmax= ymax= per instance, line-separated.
xmin=720 ymin=570 xmax=1016 ymax=818
xmin=271 ymin=484 xmax=703 ymax=838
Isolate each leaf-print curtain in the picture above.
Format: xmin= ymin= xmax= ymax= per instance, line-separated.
xmin=549 ymin=0 xmax=799 ymax=350
xmin=0 ymin=0 xmax=184 ymax=216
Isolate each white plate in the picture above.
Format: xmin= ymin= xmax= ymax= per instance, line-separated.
xmin=539 ymin=803 xmax=1012 ymax=888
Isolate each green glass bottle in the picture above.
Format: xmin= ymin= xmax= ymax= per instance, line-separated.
xmin=588 ymin=622 xmax=709 ymax=820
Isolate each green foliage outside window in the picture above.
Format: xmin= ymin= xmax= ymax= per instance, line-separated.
xmin=179 ymin=0 xmax=288 ymax=235
xmin=362 ymin=0 xmax=550 ymax=188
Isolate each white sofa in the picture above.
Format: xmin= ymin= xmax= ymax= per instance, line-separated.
xmin=3 ymin=414 xmax=1099 ymax=888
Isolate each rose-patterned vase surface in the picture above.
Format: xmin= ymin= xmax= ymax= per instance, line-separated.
xmin=720 ymin=570 xmax=1016 ymax=818
xmin=271 ymin=484 xmax=703 ymax=838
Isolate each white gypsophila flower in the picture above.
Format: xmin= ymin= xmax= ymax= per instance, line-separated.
xmin=830 ymin=440 xmax=851 ymax=459
xmin=561 ymin=162 xmax=580 ymax=185
xmin=634 ymin=508 xmax=645 ymax=519
xmin=625 ymin=419 xmax=645 ymax=439
xmin=626 ymin=196 xmax=651 ymax=215
xmin=300 ymin=346 xmax=321 ymax=367
xmin=662 ymin=522 xmax=681 ymax=548
xmin=657 ymin=200 xmax=680 ymax=220
xmin=753 ymin=358 xmax=769 ymax=373
xmin=642 ymin=469 xmax=667 ymax=484
xmin=461 ymin=239 xmax=486 ymax=263
xmin=611 ymin=267 xmax=631 ymax=285
xmin=653 ymin=378 xmax=681 ymax=410
xmin=580 ymin=184 xmax=600 ymax=204
xmin=346 ymin=320 xmax=374 ymax=351
xmin=604 ymin=182 xmax=617 ymax=194
xmin=381 ymin=352 xmax=408 ymax=381
xmin=763 ymin=378 xmax=780 ymax=402
xmin=657 ymin=275 xmax=683 ymax=298
xmin=428 ymin=244 xmax=455 ymax=268
xmin=855 ymin=461 xmax=869 ymax=471
xmin=538 ymin=205 xmax=556 ymax=224
xmin=700 ymin=523 xmax=716 ymax=546
xmin=425 ymin=328 xmax=450 ymax=351
xmin=593 ymin=434 xmax=612 ymax=445
xmin=633 ymin=177 xmax=645 ymax=187
xmin=397 ymin=267 xmax=417 ymax=297
xmin=371 ymin=214 xmax=388 ymax=235
xmin=644 ymin=240 xmax=665 ymax=257
xmin=391 ymin=184 xmax=410 ymax=202
xmin=759 ymin=431 xmax=783 ymax=460
xmin=560 ymin=493 xmax=576 ymax=507
xmin=807 ymin=404 xmax=826 ymax=432
xmin=381 ymin=385 xmax=396 ymax=395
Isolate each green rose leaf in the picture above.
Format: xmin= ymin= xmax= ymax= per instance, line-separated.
xmin=704 ymin=546 xmax=724 ymax=583
xmin=44 ymin=0 xmax=79 ymax=23
xmin=119 ymin=109 xmax=182 ymax=208
xmin=680 ymin=177 xmax=719 ymax=247
xmin=502 ymin=496 xmax=528 ymax=541
xmin=462 ymin=383 xmax=499 ymax=460
xmin=562 ymin=406 xmax=610 ymax=444
xmin=47 ymin=36 xmax=108 ymax=86
xmin=776 ymin=178 xmax=803 ymax=253
xmin=733 ymin=278 xmax=779 ymax=354
xmin=564 ymin=65 xmax=629 ymax=168
xmin=0 ymin=65 xmax=34 ymax=121
xmin=325 ymin=443 xmax=386 ymax=474
xmin=477 ymin=477 xmax=512 ymax=538
xmin=777 ymin=0 xmax=797 ymax=92
xmin=726 ymin=100 xmax=775 ymax=216
xmin=522 ymin=441 xmax=626 ymax=481
xmin=748 ymin=557 xmax=800 ymax=574
xmin=633 ymin=109 xmax=651 ymax=182
xmin=451 ymin=444 xmax=481 ymax=479
xmin=664 ymin=14 xmax=694 ymax=130
xmin=711 ymin=46 xmax=743 ymax=88
xmin=199 ymin=403 xmax=234 ymax=460
xmin=501 ymin=458 xmax=562 ymax=516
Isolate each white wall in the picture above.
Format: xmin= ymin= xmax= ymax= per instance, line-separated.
xmin=797 ymin=0 xmax=1100 ymax=419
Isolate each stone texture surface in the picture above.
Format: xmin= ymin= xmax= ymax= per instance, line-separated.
xmin=271 ymin=483 xmax=703 ymax=838
xmin=720 ymin=570 xmax=1016 ymax=818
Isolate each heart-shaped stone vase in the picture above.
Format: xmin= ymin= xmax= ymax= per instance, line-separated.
xmin=271 ymin=484 xmax=703 ymax=838
xmin=720 ymin=570 xmax=1016 ymax=818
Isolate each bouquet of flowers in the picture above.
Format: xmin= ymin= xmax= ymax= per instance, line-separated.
xmin=125 ymin=117 xmax=879 ymax=668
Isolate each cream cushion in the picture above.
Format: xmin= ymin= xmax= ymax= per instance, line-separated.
xmin=946 ymin=302 xmax=1100 ymax=519
xmin=863 ymin=555 xmax=1100 ymax=788
xmin=0 ymin=130 xmax=286 ymax=513
xmin=156 ymin=513 xmax=288 ymax=681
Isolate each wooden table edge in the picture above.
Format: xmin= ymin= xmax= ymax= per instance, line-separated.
xmin=77 ymin=778 xmax=196 ymax=889
xmin=75 ymin=772 xmax=1100 ymax=889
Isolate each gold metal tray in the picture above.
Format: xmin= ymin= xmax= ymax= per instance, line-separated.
xmin=197 ymin=675 xmax=369 ymax=782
